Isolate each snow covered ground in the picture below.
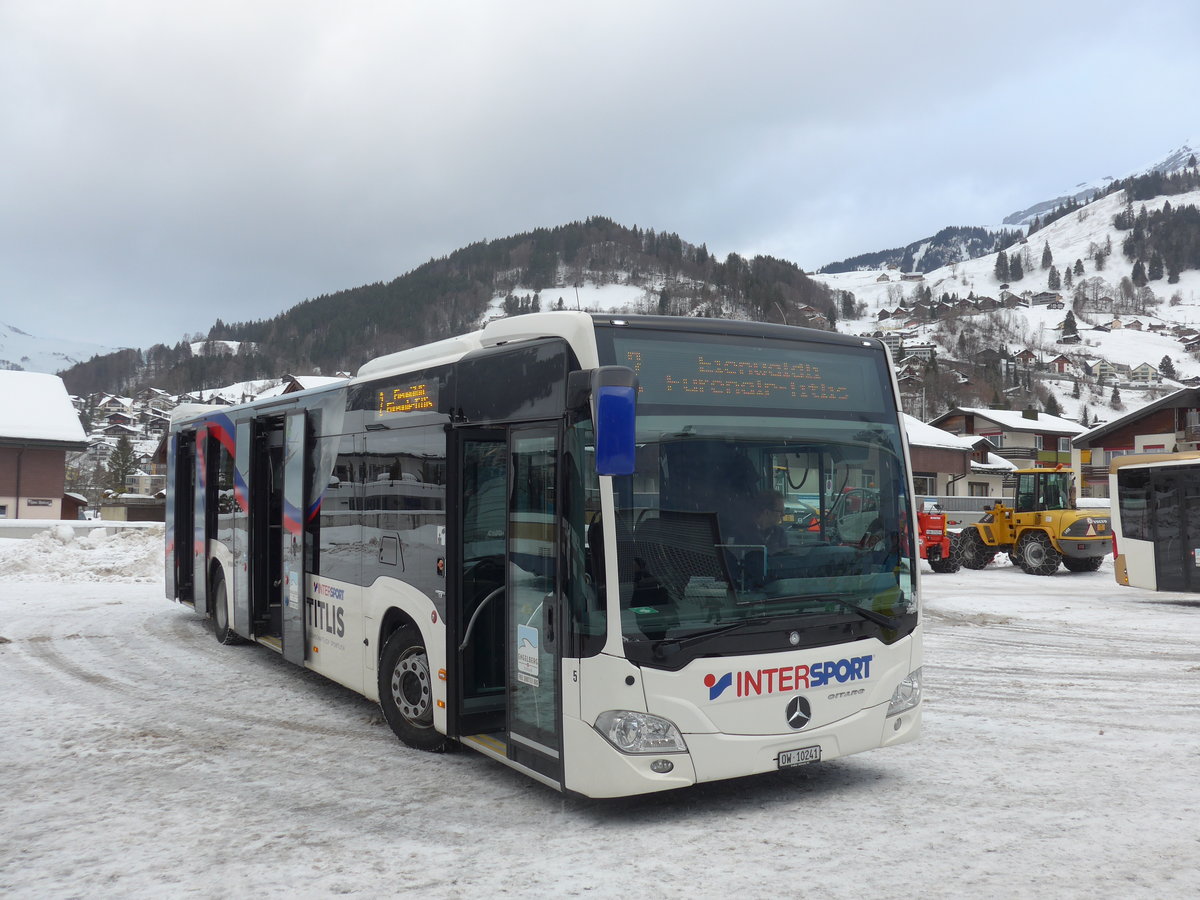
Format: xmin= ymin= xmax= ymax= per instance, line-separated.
xmin=1 ymin=527 xmax=1197 ymax=898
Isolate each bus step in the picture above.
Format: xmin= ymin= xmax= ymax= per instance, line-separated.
xmin=257 ymin=635 xmax=283 ymax=653
xmin=461 ymin=733 xmax=507 ymax=760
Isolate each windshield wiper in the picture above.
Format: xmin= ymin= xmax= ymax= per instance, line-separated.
xmin=650 ymin=615 xmax=791 ymax=659
xmin=760 ymin=593 xmax=901 ymax=629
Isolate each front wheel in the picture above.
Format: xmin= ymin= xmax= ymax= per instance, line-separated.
xmin=378 ymin=625 xmax=448 ymax=752
xmin=1015 ymin=531 xmax=1061 ymax=576
xmin=1063 ymin=555 xmax=1104 ymax=573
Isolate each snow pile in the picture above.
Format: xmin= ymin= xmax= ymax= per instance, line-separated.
xmin=0 ymin=525 xmax=163 ymax=583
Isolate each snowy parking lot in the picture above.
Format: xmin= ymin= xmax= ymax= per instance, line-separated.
xmin=1 ymin=527 xmax=1197 ymax=898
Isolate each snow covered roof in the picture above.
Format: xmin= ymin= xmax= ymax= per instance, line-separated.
xmin=947 ymin=407 xmax=1086 ymax=436
xmin=256 ymin=375 xmax=349 ymax=399
xmin=903 ymin=415 xmax=975 ymax=451
xmin=973 ymin=452 xmax=1018 ymax=473
xmin=1075 ymin=387 xmax=1200 ymax=446
xmin=0 ymin=371 xmax=88 ymax=447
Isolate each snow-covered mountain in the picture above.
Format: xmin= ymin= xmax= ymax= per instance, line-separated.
xmin=812 ymin=184 xmax=1200 ymax=425
xmin=0 ymin=321 xmax=122 ymax=375
xmin=1003 ymin=138 xmax=1198 ymax=227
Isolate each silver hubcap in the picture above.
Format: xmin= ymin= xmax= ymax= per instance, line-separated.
xmin=391 ymin=649 xmax=432 ymax=727
xmin=1024 ymin=540 xmax=1047 ymax=566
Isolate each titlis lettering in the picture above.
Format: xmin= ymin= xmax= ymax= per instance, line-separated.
xmin=307 ymin=597 xmax=345 ymax=637
xmin=307 ymin=581 xmax=346 ymax=637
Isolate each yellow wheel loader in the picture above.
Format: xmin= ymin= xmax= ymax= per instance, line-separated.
xmin=952 ymin=466 xmax=1111 ymax=576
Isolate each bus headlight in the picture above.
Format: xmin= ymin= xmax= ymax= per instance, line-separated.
xmin=886 ymin=668 xmax=922 ymax=717
xmin=594 ymin=711 xmax=688 ymax=754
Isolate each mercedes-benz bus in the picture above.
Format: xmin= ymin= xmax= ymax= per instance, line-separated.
xmin=165 ymin=312 xmax=922 ymax=797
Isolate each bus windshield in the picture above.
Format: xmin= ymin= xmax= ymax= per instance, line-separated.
xmin=595 ymin=326 xmax=917 ymax=668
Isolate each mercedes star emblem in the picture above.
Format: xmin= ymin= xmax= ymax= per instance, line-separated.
xmin=786 ymin=695 xmax=812 ymax=730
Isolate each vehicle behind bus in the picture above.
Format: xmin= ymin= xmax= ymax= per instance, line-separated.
xmin=166 ymin=312 xmax=922 ymax=797
xmin=1111 ymin=451 xmax=1200 ymax=592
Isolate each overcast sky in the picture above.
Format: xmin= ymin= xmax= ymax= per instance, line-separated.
xmin=2 ymin=1 xmax=1197 ymax=351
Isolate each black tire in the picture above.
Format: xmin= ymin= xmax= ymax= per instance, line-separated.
xmin=378 ymin=624 xmax=448 ymax=752
xmin=210 ymin=570 xmax=245 ymax=645
xmin=928 ymin=553 xmax=960 ymax=573
xmin=953 ymin=528 xmax=996 ymax=570
xmin=1014 ymin=531 xmax=1061 ymax=576
xmin=1063 ymin=555 xmax=1104 ymax=573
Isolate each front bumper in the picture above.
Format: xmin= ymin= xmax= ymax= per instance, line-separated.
xmin=561 ymin=699 xmax=921 ymax=799
xmin=1057 ymin=538 xmax=1111 ymax=560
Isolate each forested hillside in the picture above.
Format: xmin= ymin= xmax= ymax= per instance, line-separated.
xmin=817 ymin=226 xmax=1023 ymax=275
xmin=60 ymin=217 xmax=840 ymax=396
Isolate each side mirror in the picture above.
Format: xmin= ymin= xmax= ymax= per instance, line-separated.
xmin=592 ymin=366 xmax=638 ymax=476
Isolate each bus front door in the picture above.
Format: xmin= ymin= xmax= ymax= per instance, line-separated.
xmin=452 ymin=426 xmax=563 ymax=785
xmin=505 ymin=426 xmax=563 ymax=781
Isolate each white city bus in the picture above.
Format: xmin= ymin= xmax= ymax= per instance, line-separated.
xmin=1110 ymin=450 xmax=1200 ymax=592
xmin=166 ymin=312 xmax=923 ymax=797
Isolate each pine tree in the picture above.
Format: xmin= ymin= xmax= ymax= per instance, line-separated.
xmin=1064 ymin=266 xmax=1073 ymax=289
xmin=1063 ymin=310 xmax=1079 ymax=338
xmin=1072 ymin=379 xmax=1081 ymax=399
xmin=1132 ymin=259 xmax=1148 ymax=287
xmin=1160 ymin=355 xmax=1177 ymax=380
xmin=1110 ymin=385 xmax=1122 ymax=408
xmin=1081 ymin=406 xmax=1089 ymax=427
xmin=1041 ymin=241 xmax=1053 ymax=269
xmin=1149 ymin=252 xmax=1164 ymax=281
xmin=1044 ymin=392 xmax=1061 ymax=416
xmin=1010 ymin=253 xmax=1024 ymax=281
xmin=994 ymin=250 xmax=1010 ymax=282
xmin=1074 ymin=259 xmax=1085 ymax=277
xmin=106 ymin=435 xmax=137 ymax=492
xmin=1048 ymin=265 xmax=1061 ymax=291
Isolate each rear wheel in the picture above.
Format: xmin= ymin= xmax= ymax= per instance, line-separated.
xmin=1015 ymin=531 xmax=1061 ymax=576
xmin=953 ymin=528 xmax=996 ymax=570
xmin=1063 ymin=555 xmax=1104 ymax=573
xmin=928 ymin=550 xmax=960 ymax=573
xmin=378 ymin=624 xmax=448 ymax=752
xmin=210 ymin=570 xmax=244 ymax=645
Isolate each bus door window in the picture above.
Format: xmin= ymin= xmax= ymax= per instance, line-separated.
xmin=458 ymin=436 xmax=507 ymax=723
xmin=566 ymin=422 xmax=605 ymax=658
xmin=317 ymin=434 xmax=362 ymax=585
xmin=507 ymin=427 xmax=561 ymax=764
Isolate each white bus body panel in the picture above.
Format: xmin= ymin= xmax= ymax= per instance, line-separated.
xmin=1116 ymin=539 xmax=1158 ymax=590
xmin=304 ymin=575 xmax=366 ymax=695
xmin=563 ymin=630 xmax=921 ymax=798
xmin=641 ymin=634 xmax=916 ymax=735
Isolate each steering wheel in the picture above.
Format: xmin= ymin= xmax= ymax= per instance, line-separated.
xmin=859 ymin=519 xmax=885 ymax=551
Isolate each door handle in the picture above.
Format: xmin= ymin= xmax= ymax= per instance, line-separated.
xmin=543 ymin=594 xmax=556 ymax=646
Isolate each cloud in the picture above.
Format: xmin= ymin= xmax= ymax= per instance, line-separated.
xmin=1 ymin=1 xmax=1197 ymax=347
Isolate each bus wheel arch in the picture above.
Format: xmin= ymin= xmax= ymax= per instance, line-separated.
xmin=208 ymin=563 xmax=244 ymax=645
xmin=378 ymin=619 xmax=449 ymax=753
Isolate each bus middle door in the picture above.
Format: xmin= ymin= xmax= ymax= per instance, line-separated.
xmin=280 ymin=410 xmax=308 ymax=665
